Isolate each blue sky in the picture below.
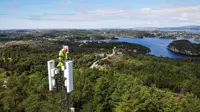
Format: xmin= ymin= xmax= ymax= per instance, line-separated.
xmin=0 ymin=0 xmax=200 ymax=29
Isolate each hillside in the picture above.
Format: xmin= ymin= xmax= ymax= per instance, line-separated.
xmin=168 ymin=40 xmax=200 ymax=56
xmin=0 ymin=38 xmax=200 ymax=112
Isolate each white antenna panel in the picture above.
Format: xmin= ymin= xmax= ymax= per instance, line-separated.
xmin=47 ymin=60 xmax=56 ymax=91
xmin=64 ymin=61 xmax=74 ymax=93
xmin=51 ymin=68 xmax=56 ymax=87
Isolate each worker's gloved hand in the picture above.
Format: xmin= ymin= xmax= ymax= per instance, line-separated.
xmin=58 ymin=57 xmax=62 ymax=61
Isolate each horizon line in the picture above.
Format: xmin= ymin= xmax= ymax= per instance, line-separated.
xmin=1 ymin=25 xmax=200 ymax=30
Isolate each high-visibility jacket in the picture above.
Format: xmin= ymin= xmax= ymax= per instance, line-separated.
xmin=57 ymin=61 xmax=64 ymax=68
xmin=59 ymin=50 xmax=68 ymax=59
xmin=57 ymin=50 xmax=69 ymax=67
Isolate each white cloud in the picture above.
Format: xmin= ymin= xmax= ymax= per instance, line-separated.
xmin=88 ymin=8 xmax=127 ymax=15
xmin=59 ymin=1 xmax=72 ymax=5
xmin=171 ymin=17 xmax=188 ymax=21
xmin=52 ymin=0 xmax=72 ymax=8
xmin=140 ymin=8 xmax=152 ymax=13
xmin=30 ymin=4 xmax=200 ymax=26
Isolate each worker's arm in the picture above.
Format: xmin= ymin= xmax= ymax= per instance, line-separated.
xmin=65 ymin=52 xmax=69 ymax=60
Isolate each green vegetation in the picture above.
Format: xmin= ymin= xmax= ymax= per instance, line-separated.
xmin=195 ymin=37 xmax=200 ymax=41
xmin=110 ymin=30 xmax=155 ymax=38
xmin=107 ymin=29 xmax=200 ymax=38
xmin=0 ymin=30 xmax=115 ymax=41
xmin=168 ymin=40 xmax=200 ymax=56
xmin=0 ymin=32 xmax=200 ymax=112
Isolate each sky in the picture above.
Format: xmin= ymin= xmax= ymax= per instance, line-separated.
xmin=0 ymin=0 xmax=200 ymax=29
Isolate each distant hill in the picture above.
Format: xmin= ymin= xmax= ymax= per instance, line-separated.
xmin=159 ymin=25 xmax=200 ymax=31
xmin=181 ymin=25 xmax=200 ymax=29
xmin=133 ymin=25 xmax=200 ymax=32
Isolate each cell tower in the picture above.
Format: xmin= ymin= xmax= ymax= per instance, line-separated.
xmin=47 ymin=46 xmax=75 ymax=112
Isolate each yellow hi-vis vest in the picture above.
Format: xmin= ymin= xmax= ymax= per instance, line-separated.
xmin=57 ymin=50 xmax=69 ymax=67
xmin=59 ymin=50 xmax=68 ymax=59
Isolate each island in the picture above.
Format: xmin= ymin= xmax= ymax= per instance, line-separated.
xmin=167 ymin=40 xmax=200 ymax=56
xmin=194 ymin=37 xmax=200 ymax=41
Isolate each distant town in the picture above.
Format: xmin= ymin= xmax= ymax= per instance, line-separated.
xmin=0 ymin=25 xmax=200 ymax=41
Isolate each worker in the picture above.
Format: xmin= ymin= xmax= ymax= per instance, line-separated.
xmin=57 ymin=46 xmax=69 ymax=68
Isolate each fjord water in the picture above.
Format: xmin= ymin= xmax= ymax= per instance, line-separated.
xmin=102 ymin=37 xmax=200 ymax=58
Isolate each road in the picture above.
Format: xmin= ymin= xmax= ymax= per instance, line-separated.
xmin=90 ymin=47 xmax=116 ymax=68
